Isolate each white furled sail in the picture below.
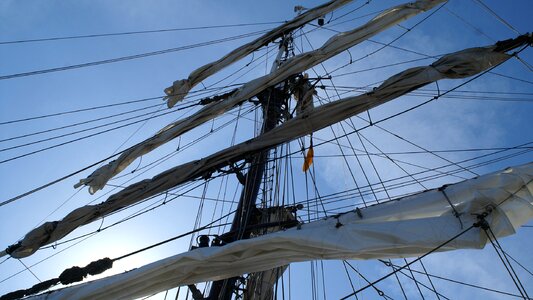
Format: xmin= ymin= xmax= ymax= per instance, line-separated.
xmin=30 ymin=162 xmax=533 ymax=300
xmin=75 ymin=0 xmax=447 ymax=195
xmin=2 ymin=34 xmax=527 ymax=260
xmin=163 ymin=0 xmax=353 ymax=108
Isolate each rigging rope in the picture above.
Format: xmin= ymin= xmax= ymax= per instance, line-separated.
xmin=344 ymin=260 xmax=388 ymax=298
xmin=385 ymin=262 xmax=531 ymax=299
xmin=297 ymin=145 xmax=533 ymax=217
xmin=339 ymin=223 xmax=477 ymax=300
xmin=0 ymin=80 xmax=248 ymax=150
xmin=0 ymin=21 xmax=284 ymax=45
xmin=472 ymin=0 xmax=521 ymax=35
xmin=0 ymin=102 xmax=200 ymax=164
xmin=0 ymin=102 xmax=164 ymax=143
xmin=0 ymin=29 xmax=272 ymax=80
xmin=485 ymin=226 xmax=531 ymax=299
xmin=0 ymin=96 xmax=159 ymax=125
xmin=389 ymin=264 xmax=450 ymax=300
xmin=297 ymin=32 xmax=370 ymax=208
xmin=0 ymin=103 xmax=258 ymax=209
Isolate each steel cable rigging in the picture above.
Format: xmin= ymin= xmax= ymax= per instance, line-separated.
xmin=0 ymin=29 xmax=273 ymax=80
xmin=0 ymin=85 xmax=243 ymax=126
xmin=0 ymin=5 xmax=393 ymax=82
xmin=0 ymin=40 xmax=280 ymax=160
xmin=0 ymin=103 xmax=260 ymax=208
xmin=0 ymin=21 xmax=284 ymax=45
xmin=0 ymin=42 xmax=276 ymax=207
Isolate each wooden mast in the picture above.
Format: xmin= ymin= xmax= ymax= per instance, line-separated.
xmin=205 ymin=35 xmax=293 ymax=300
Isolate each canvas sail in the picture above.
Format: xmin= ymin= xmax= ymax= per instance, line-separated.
xmin=75 ymin=0 xmax=447 ymax=195
xmin=28 ymin=162 xmax=533 ymax=300
xmin=163 ymin=0 xmax=354 ymax=108
xmin=2 ymin=35 xmax=527 ymax=260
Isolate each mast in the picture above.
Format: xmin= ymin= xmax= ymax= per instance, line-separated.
xmin=206 ymin=35 xmax=293 ymax=300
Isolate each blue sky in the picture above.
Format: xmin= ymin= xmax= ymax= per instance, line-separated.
xmin=0 ymin=0 xmax=532 ymax=299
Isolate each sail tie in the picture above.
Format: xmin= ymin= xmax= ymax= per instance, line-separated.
xmin=439 ymin=185 xmax=464 ymax=229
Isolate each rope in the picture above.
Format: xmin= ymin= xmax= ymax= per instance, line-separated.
xmin=439 ymin=186 xmax=464 ymax=228
xmin=0 ymin=258 xmax=113 ymax=300
xmin=472 ymin=0 xmax=521 ymax=35
xmin=0 ymin=29 xmax=272 ymax=80
xmin=485 ymin=227 xmax=531 ymax=299
xmin=339 ymin=223 xmax=477 ymax=300
xmin=0 ymin=21 xmax=284 ymax=45
xmin=380 ymin=261 xmax=450 ymax=300
xmin=385 ymin=262 xmax=531 ymax=299
xmin=0 ymin=87 xmax=249 ymax=208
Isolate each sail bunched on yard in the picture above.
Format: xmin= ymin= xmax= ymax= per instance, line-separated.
xmin=75 ymin=0 xmax=447 ymax=195
xmin=163 ymin=0 xmax=354 ymax=108
xmin=2 ymin=33 xmax=529 ymax=260
xmin=27 ymin=162 xmax=533 ymax=300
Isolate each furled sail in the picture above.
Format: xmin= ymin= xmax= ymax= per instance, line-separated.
xmin=75 ymin=0 xmax=447 ymax=195
xmin=28 ymin=162 xmax=533 ymax=300
xmin=163 ymin=0 xmax=353 ymax=108
xmin=3 ymin=34 xmax=528 ymax=260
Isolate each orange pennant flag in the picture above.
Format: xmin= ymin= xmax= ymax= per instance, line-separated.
xmin=302 ymin=145 xmax=314 ymax=172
